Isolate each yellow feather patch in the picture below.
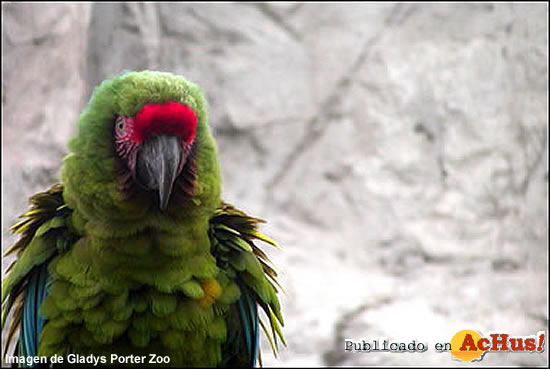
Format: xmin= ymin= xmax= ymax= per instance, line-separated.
xmin=197 ymin=278 xmax=221 ymax=307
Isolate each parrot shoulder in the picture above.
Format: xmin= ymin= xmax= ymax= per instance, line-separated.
xmin=209 ymin=202 xmax=285 ymax=366
xmin=2 ymin=183 xmax=75 ymax=358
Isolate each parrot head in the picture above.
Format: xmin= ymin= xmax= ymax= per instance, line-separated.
xmin=115 ymin=101 xmax=197 ymax=210
xmin=62 ymin=71 xmax=222 ymax=224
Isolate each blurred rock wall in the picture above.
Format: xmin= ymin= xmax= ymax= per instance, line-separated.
xmin=2 ymin=3 xmax=548 ymax=366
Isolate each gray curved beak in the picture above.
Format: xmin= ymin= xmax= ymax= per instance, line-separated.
xmin=135 ymin=135 xmax=182 ymax=210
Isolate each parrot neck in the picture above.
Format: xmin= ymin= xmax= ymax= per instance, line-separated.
xmin=61 ymin=130 xmax=223 ymax=240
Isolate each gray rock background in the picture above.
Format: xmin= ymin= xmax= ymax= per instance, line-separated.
xmin=2 ymin=2 xmax=548 ymax=366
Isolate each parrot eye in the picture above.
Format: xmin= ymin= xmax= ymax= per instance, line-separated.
xmin=115 ymin=116 xmax=126 ymax=136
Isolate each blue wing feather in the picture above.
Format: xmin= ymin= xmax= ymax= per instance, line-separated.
xmin=20 ymin=264 xmax=50 ymax=366
xmin=238 ymin=284 xmax=260 ymax=366
xmin=239 ymin=285 xmax=259 ymax=366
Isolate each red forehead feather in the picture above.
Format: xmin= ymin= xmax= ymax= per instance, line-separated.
xmin=133 ymin=102 xmax=197 ymax=144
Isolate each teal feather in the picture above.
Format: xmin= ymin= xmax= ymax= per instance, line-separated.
xmin=20 ymin=264 xmax=50 ymax=367
xmin=237 ymin=282 xmax=259 ymax=366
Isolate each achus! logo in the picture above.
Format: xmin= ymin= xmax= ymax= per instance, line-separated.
xmin=450 ymin=329 xmax=545 ymax=362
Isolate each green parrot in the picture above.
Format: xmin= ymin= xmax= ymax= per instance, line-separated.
xmin=2 ymin=71 xmax=284 ymax=367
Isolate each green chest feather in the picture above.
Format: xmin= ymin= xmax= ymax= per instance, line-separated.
xmin=38 ymin=226 xmax=241 ymax=366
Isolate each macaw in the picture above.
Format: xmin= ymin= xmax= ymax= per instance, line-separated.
xmin=2 ymin=71 xmax=284 ymax=367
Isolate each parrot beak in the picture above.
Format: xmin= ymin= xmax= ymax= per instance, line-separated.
xmin=135 ymin=135 xmax=182 ymax=211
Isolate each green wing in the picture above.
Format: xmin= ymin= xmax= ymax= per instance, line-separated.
xmin=209 ymin=202 xmax=285 ymax=366
xmin=1 ymin=184 xmax=74 ymax=360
